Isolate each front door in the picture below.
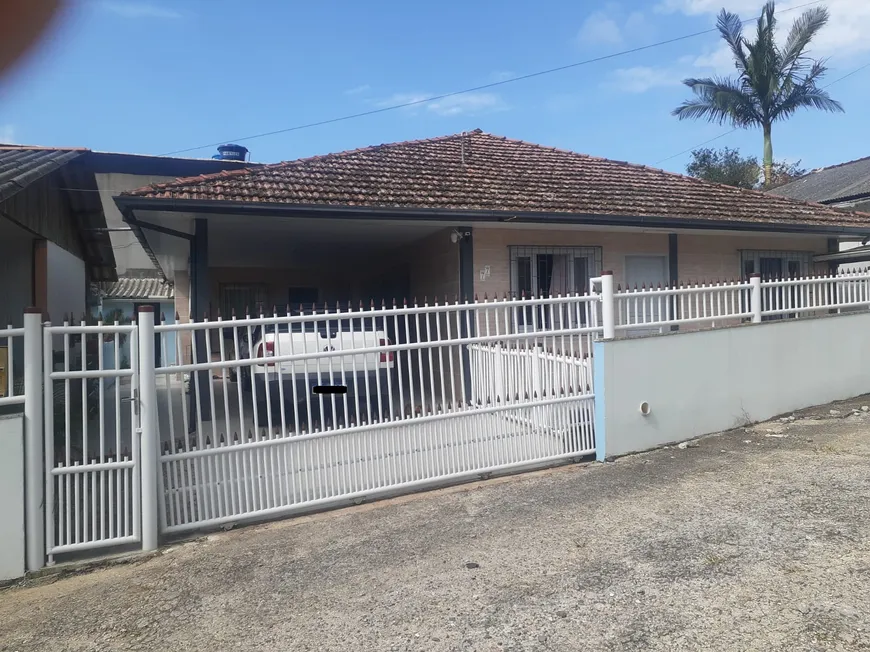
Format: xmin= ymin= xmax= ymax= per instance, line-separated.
xmin=625 ymin=255 xmax=668 ymax=335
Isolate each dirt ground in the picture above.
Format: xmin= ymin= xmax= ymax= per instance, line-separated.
xmin=2 ymin=398 xmax=870 ymax=652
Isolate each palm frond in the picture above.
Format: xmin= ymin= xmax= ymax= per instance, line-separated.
xmin=716 ymin=8 xmax=749 ymax=75
xmin=672 ymin=77 xmax=760 ymax=126
xmin=780 ymin=6 xmax=830 ymax=77
xmin=672 ymin=0 xmax=842 ymax=140
xmin=775 ymin=83 xmax=844 ymax=121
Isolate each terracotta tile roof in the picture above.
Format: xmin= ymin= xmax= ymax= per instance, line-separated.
xmin=125 ymin=130 xmax=870 ymax=228
xmin=100 ymin=276 xmax=174 ymax=300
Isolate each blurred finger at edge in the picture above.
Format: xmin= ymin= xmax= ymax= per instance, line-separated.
xmin=0 ymin=0 xmax=63 ymax=77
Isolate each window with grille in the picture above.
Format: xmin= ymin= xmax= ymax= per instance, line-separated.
xmin=740 ymin=250 xmax=812 ymax=322
xmin=509 ymin=246 xmax=602 ymax=328
xmin=219 ymin=283 xmax=268 ymax=319
xmin=740 ymin=250 xmax=811 ymax=280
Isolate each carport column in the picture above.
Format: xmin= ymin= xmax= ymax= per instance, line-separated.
xmin=138 ymin=307 xmax=159 ymax=551
xmin=827 ymin=238 xmax=839 ymax=275
xmin=459 ymin=226 xmax=474 ymax=402
xmin=191 ymin=218 xmax=211 ymax=421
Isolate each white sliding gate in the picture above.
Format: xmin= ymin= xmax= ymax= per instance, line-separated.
xmin=153 ymin=295 xmax=600 ymax=535
xmin=43 ymin=319 xmax=141 ymax=562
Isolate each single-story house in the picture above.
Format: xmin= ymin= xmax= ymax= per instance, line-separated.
xmin=769 ymin=155 xmax=870 ymax=268
xmin=114 ymin=129 xmax=870 ymax=337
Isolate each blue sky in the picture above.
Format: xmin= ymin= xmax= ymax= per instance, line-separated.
xmin=0 ymin=0 xmax=867 ymax=174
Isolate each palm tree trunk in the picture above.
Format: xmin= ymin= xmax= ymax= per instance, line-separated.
xmin=762 ymin=122 xmax=773 ymax=188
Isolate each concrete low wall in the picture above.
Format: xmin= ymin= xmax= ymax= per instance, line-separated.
xmin=594 ymin=311 xmax=870 ymax=459
xmin=0 ymin=414 xmax=24 ymax=580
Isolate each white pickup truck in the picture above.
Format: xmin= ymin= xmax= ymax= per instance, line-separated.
xmin=242 ymin=313 xmax=395 ymax=421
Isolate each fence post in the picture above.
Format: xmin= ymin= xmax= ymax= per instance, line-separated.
xmin=137 ymin=307 xmax=158 ymax=552
xmin=23 ymin=308 xmax=44 ymax=572
xmin=749 ymin=274 xmax=762 ymax=323
xmin=600 ymin=271 xmax=616 ymax=340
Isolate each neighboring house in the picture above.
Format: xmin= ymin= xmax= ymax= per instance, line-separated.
xmin=0 ymin=146 xmax=115 ymax=326
xmin=93 ymin=272 xmax=177 ymax=367
xmin=114 ymin=130 xmax=870 ymax=343
xmin=769 ymin=156 xmax=870 ymax=268
xmin=85 ymin=147 xmax=257 ymax=324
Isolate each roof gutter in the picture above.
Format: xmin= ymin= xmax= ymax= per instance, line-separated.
xmin=819 ymin=192 xmax=870 ymax=206
xmin=114 ymin=195 xmax=870 ymax=238
xmin=814 ymin=245 xmax=870 ymax=264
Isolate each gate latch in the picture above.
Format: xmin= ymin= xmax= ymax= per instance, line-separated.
xmin=121 ymin=388 xmax=140 ymax=417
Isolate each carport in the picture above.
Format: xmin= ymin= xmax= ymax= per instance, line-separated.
xmin=111 ymin=202 xmax=473 ymax=327
xmin=113 ymin=197 xmax=476 ymax=421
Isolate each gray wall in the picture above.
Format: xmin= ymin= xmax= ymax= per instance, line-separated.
xmin=0 ymin=414 xmax=24 ymax=580
xmin=595 ymin=312 xmax=870 ymax=458
xmin=95 ymin=173 xmax=180 ymax=274
xmin=47 ymin=241 xmax=86 ymax=323
xmin=0 ymin=218 xmax=33 ymax=326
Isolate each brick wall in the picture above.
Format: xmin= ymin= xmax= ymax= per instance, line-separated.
xmin=474 ymin=227 xmax=830 ymax=296
xmin=407 ymin=229 xmax=459 ymax=302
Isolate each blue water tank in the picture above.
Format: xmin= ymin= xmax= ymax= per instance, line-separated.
xmin=216 ymin=144 xmax=249 ymax=161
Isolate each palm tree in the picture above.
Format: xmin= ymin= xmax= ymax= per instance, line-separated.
xmin=672 ymin=1 xmax=843 ymax=187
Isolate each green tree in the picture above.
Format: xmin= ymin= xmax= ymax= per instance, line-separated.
xmin=673 ymin=1 xmax=842 ymax=187
xmin=686 ymin=146 xmax=807 ymax=190
xmin=687 ymin=147 xmax=760 ymax=188
xmin=768 ymin=158 xmax=807 ymax=188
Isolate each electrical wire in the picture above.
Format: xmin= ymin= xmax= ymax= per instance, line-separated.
xmin=158 ymin=0 xmax=824 ymax=157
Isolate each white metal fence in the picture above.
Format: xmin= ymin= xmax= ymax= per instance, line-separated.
xmin=9 ymin=267 xmax=870 ymax=571
xmin=43 ymin=319 xmax=141 ymax=562
xmin=0 ymin=324 xmax=25 ymax=407
xmin=151 ymin=296 xmax=600 ymax=534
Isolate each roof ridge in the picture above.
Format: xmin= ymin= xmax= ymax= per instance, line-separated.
xmin=124 ymin=129 xmax=485 ymax=196
xmin=810 ymin=154 xmax=870 ymax=174
xmin=0 ymin=145 xmax=90 ymax=152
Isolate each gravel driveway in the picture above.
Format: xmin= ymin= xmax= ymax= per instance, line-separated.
xmin=2 ymin=398 xmax=870 ymax=651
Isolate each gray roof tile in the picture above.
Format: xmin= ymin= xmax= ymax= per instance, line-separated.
xmin=770 ymin=156 xmax=870 ymax=204
xmin=101 ymin=277 xmax=174 ymax=300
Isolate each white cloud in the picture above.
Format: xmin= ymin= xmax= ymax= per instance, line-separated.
xmin=345 ymin=84 xmax=371 ymax=96
xmin=577 ymin=11 xmax=624 ymax=46
xmin=99 ymin=2 xmax=182 ymax=19
xmin=614 ymin=0 xmax=870 ymax=94
xmin=544 ymin=93 xmax=586 ymax=113
xmin=0 ymin=125 xmax=16 ymax=144
xmin=610 ymin=66 xmax=682 ymax=93
xmin=490 ymin=71 xmax=515 ymax=82
xmin=658 ymin=0 xmax=870 ymax=58
xmin=376 ymin=92 xmax=506 ymax=117
xmin=576 ymin=5 xmax=650 ymax=47
xmin=690 ymin=45 xmax=736 ymax=76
